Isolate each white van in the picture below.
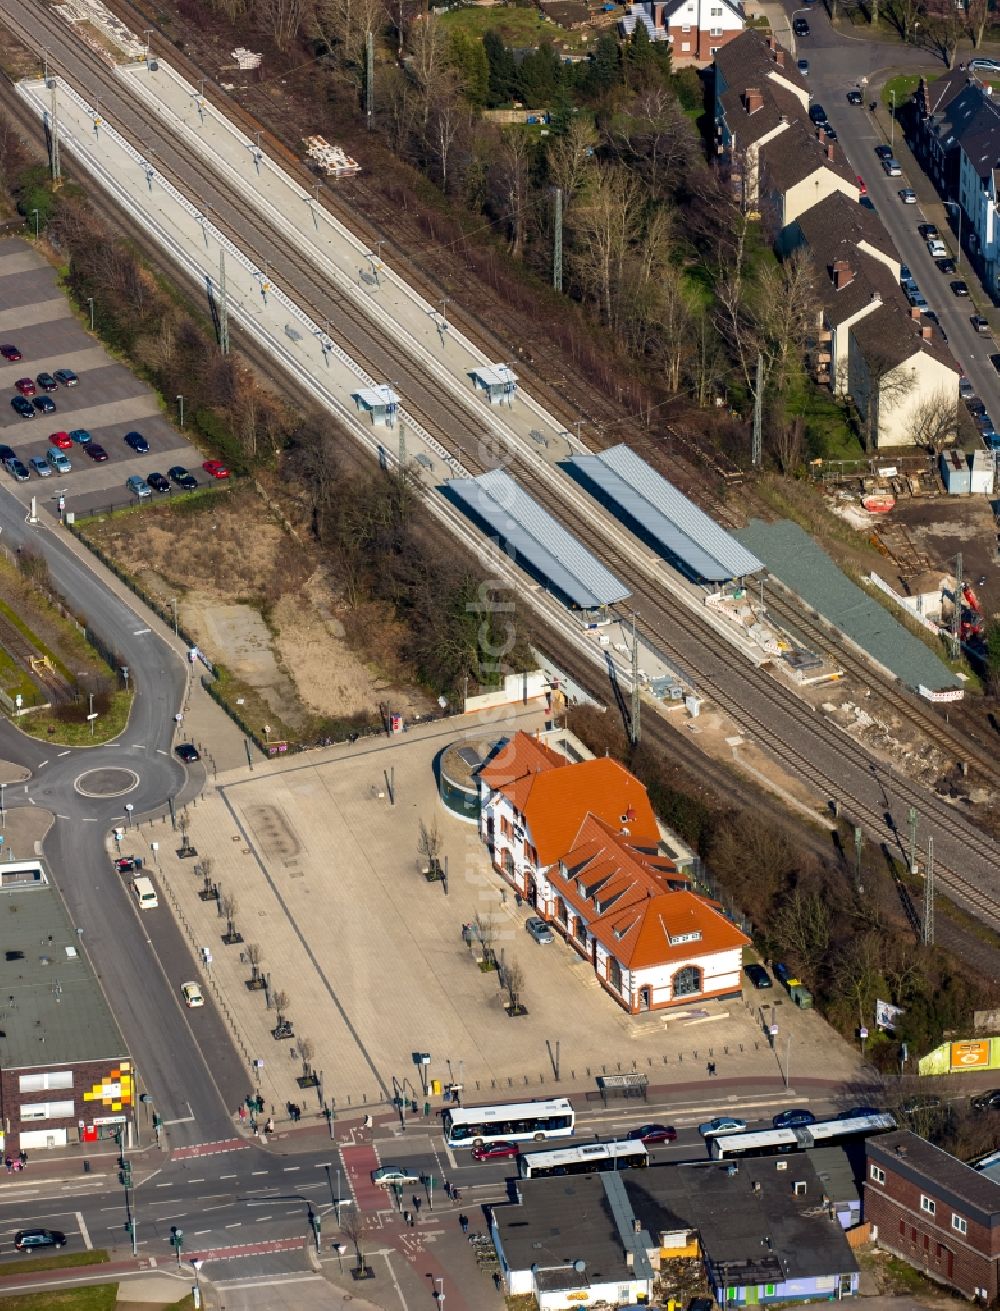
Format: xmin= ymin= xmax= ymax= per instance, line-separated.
xmin=132 ymin=875 xmax=158 ymax=910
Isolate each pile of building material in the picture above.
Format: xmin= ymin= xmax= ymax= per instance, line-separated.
xmin=303 ymin=135 xmax=361 ymax=176
xmin=53 ymin=0 xmax=145 ymax=57
xmin=231 ymin=46 xmax=263 ymax=70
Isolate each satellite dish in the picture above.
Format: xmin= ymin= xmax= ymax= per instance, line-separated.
xmin=573 ymin=1260 xmax=586 ymax=1273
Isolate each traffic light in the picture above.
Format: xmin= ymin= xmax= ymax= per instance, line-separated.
xmin=119 ymin=1161 xmax=132 ymax=1187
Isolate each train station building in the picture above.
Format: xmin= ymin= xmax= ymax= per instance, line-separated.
xmin=478 ymin=731 xmax=748 ymax=1013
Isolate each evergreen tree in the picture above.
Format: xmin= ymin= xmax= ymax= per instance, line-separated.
xmin=484 ymin=29 xmax=517 ymax=106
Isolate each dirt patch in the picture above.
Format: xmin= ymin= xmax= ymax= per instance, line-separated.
xmin=892 ymin=495 xmax=1000 ymax=622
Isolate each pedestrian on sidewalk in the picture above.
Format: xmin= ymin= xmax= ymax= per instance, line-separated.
xmin=4 ymin=1158 xmax=10 ymax=1174
xmin=707 ymin=1061 xmax=717 ymax=1077
xmin=265 ymin=1117 xmax=274 ymax=1135
xmin=17 ymin=1151 xmax=26 ymax=1168
xmin=413 ymin=1194 xmax=422 ymax=1214
xmin=459 ymin=1213 xmax=469 ymax=1234
xmin=238 ymin=1105 xmax=247 ymax=1123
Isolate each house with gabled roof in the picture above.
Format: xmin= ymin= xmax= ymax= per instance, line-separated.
xmin=621 ymin=0 xmax=745 ymax=63
xmin=478 ymin=732 xmax=748 ymax=1013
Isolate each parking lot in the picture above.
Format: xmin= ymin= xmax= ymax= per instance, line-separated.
xmin=0 ymin=238 xmax=215 ymax=517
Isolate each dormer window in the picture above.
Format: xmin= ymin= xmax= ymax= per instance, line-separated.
xmin=668 ymin=930 xmax=702 ymax=946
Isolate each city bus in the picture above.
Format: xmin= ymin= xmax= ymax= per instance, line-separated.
xmin=709 ymin=1112 xmax=896 ymax=1161
xmin=443 ymin=1097 xmax=575 ymax=1149
xmin=519 ymin=1139 xmax=648 ymax=1179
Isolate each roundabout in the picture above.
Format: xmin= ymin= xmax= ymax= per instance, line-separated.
xmin=73 ymin=766 xmax=141 ymax=799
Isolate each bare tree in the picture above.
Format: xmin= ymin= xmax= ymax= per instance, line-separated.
xmin=341 ymin=1204 xmax=366 ymax=1272
xmin=409 ymin=14 xmax=450 ymax=129
xmin=273 ymin=989 xmax=290 ymax=1025
xmin=246 ymin=942 xmax=264 ymax=984
xmin=772 ymin=888 xmax=831 ymax=973
xmin=570 ymin=164 xmax=644 ymax=334
xmin=475 ymin=912 xmax=498 ymax=966
xmin=299 ymin=1037 xmax=315 ymax=1079
xmin=493 ymin=129 xmax=533 ymax=259
xmin=312 ymin=0 xmax=386 ymax=81
xmin=925 ymin=0 xmax=965 ymax=66
xmin=426 ymin=85 xmax=467 ymax=195
xmin=966 ymin=0 xmax=992 ymax=46
xmin=833 ymin=932 xmax=887 ymax=1026
xmin=546 ymin=118 xmax=598 ymax=223
xmin=505 ymin=958 xmax=525 ymax=1013
xmin=418 ymin=818 xmax=443 ymax=874
xmin=221 ymin=891 xmax=239 ymax=940
xmin=255 ymin=0 xmax=309 ymax=50
xmin=909 ymin=387 xmax=958 ymax=450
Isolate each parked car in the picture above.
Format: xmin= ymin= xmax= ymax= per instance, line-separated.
xmin=0 ymin=445 xmax=15 ymax=464
xmin=14 ymin=1229 xmax=65 ymax=1252
xmin=32 ymin=395 xmax=56 ymax=415
xmin=881 ymin=157 xmax=902 ymax=176
xmin=69 ymin=428 xmax=92 ymax=444
xmin=203 ymin=459 xmax=230 ymax=480
xmin=176 ymin=743 xmax=201 ymax=763
xmin=927 ymin=238 xmax=948 ymax=259
xmin=975 ymin=412 xmax=996 ymax=433
xmin=823 ymin=125 xmax=839 ymax=142
xmin=181 ymin=981 xmax=204 ymax=1008
xmin=28 ymin=456 xmax=51 ymax=478
xmin=53 ymin=368 xmax=78 ymax=386
xmin=971 ymin=315 xmax=991 ymax=334
xmin=4 ymin=457 xmax=28 ymax=482
xmin=169 ymin=465 xmax=198 ymax=490
xmin=969 ymin=57 xmax=1000 ymax=73
xmin=960 ymin=377 xmax=977 ymax=396
xmin=49 ymin=430 xmax=73 ymax=449
xmin=124 ymin=430 xmax=150 ymax=454
xmin=858 ymin=194 xmax=874 ymax=211
xmin=990 ymin=353 xmax=1000 ymax=374
xmin=898 ymin=187 xmax=917 ymax=204
xmin=797 ymin=58 xmax=809 ymax=76
xmin=772 ymin=961 xmax=793 ymax=985
xmin=808 ymin=102 xmax=827 ymax=124
xmin=114 ymin=856 xmax=143 ymax=873
xmin=918 ymin=222 xmax=940 ymax=240
xmin=36 ymin=372 xmax=57 ymax=392
xmin=874 ymin=144 xmax=893 ymax=160
xmin=85 ymin=443 xmax=108 ymax=462
xmin=966 ymin=397 xmax=987 ymax=417
xmin=846 ymin=89 xmax=863 ymax=105
xmin=900 ymin=1094 xmax=942 ymax=1115
xmin=471 ymin=1141 xmax=519 ymax=1160
xmin=855 ymin=175 xmax=866 ymax=195
xmin=146 ymin=471 xmax=171 ymax=492
xmin=793 ymin=16 xmax=810 ymax=35
xmin=10 ymin=396 xmax=34 ymax=419
xmin=837 ymin=1106 xmax=881 ymax=1119
xmin=526 ymin=917 xmax=553 ymax=944
xmin=906 ymin=289 xmax=929 ymax=312
xmin=773 ymin=1108 xmax=816 ymax=1129
xmin=699 ymin=1117 xmax=747 ymax=1137
xmin=899 ymin=263 xmax=912 ymax=282
xmin=922 ymin=310 xmax=947 ymax=342
xmin=371 ymin=1165 xmax=421 ymax=1185
xmin=626 ymin=1123 xmax=677 ymax=1144
xmin=0 ymin=344 xmax=23 ymax=362
xmin=951 ymin=280 xmax=970 ymax=297
xmin=935 ymin=257 xmax=957 ymax=275
xmin=744 ymin=963 xmax=772 ymax=989
xmin=126 ymin=474 xmax=152 ymax=499
xmin=13 ymin=377 xmax=34 ymax=396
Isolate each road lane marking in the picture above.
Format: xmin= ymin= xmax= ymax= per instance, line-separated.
xmin=255 ymin=1215 xmax=271 ymax=1222
xmin=133 ymin=628 xmax=151 ymax=635
xmin=220 ymin=1174 xmax=237 ymax=1179
xmin=155 ymin=1182 xmax=173 ymax=1188
xmin=38 ymin=761 xmax=48 ymax=769
xmin=251 ymin=1170 xmax=268 ymax=1176
xmin=76 ymin=1211 xmax=92 ymax=1250
xmin=282 ymin=1166 xmax=300 ymax=1172
xmin=163 ymin=1115 xmax=196 ymax=1125
xmin=225 ymin=1222 xmax=242 ymax=1229
xmin=56 ymin=814 xmax=69 ymax=820
xmin=189 ymin=1178 xmax=205 ymax=1183
xmin=58 ymin=750 xmax=70 ymax=757
xmin=194 ymin=1229 xmax=210 ymax=1235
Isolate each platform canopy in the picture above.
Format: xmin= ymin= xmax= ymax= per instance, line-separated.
xmin=445 ymin=468 xmax=629 ymax=610
xmin=470 ymin=364 xmax=517 ymax=390
xmin=567 ymin=444 xmax=764 ymax=583
xmin=353 ymin=385 xmax=399 ymax=410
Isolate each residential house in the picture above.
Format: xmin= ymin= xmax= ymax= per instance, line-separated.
xmin=478 ymin=731 xmax=749 ymax=1013
xmin=783 ymin=190 xmax=901 ymax=280
xmin=758 ymin=120 xmax=860 ymax=232
xmin=847 ymin=300 xmax=959 ymax=448
xmin=631 ymin=1156 xmax=861 ymax=1304
xmin=866 ymin=1130 xmax=1000 ymax=1302
xmin=621 ymin=0 xmax=745 ymax=63
xmin=913 ymin=66 xmax=973 ymax=197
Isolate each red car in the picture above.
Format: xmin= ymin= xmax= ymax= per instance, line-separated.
xmin=626 ymin=1123 xmax=678 ymax=1144
xmin=0 ymin=345 xmax=22 ymax=362
xmin=49 ymin=431 xmax=73 ymax=450
xmin=14 ymin=378 xmax=36 ymax=397
xmin=202 ymin=459 xmax=230 ymax=480
xmin=856 ymin=175 xmax=867 ymax=196
xmin=471 ymin=1141 xmax=519 ymax=1161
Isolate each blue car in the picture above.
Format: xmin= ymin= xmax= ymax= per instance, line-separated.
xmin=772 ymin=962 xmax=793 ymax=985
xmin=773 ymin=1108 xmax=816 ymax=1130
xmin=69 ymin=428 xmax=92 ymax=445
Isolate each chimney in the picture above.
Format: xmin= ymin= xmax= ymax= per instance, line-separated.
xmin=774 ymin=48 xmax=785 ymax=68
xmin=817 ymin=127 xmax=827 ymax=145
xmin=745 ymin=87 xmax=764 ymax=113
xmin=910 ymin=306 xmax=922 ymax=320
xmin=826 ymin=142 xmax=835 ymax=160
xmin=831 ymin=260 xmax=854 ymax=289
xmin=921 ymin=325 xmax=933 ymax=339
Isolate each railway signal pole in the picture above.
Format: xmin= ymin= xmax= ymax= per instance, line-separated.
xmin=553 ymin=188 xmax=563 ymax=293
xmin=50 ymin=82 xmax=61 ymax=183
xmin=366 ymin=33 xmax=375 ymax=131
xmin=629 ymin=612 xmax=640 ymax=747
xmin=908 ymin=806 xmax=917 ymax=875
xmin=922 ymin=835 xmax=934 ymax=946
xmin=951 ymin=552 xmax=963 ymax=659
xmin=219 ymin=248 xmax=230 ymax=355
xmin=751 ymin=352 xmax=763 ymax=468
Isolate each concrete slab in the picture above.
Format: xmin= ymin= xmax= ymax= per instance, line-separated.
xmin=0 ymin=297 xmax=71 ymax=332
xmin=114 ymin=1271 xmax=195 ymax=1303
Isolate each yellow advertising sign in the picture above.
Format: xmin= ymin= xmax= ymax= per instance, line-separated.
xmin=919 ymin=1037 xmax=1000 ymax=1075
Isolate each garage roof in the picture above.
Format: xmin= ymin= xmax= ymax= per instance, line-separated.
xmin=567 ymin=445 xmax=764 ymax=583
xmin=445 ymin=469 xmax=629 ymax=609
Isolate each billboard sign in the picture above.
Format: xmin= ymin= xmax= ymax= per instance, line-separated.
xmin=919 ymin=1037 xmax=1000 ymax=1074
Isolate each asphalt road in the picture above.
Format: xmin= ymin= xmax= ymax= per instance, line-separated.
xmin=0 ymin=481 xmax=239 ymax=1144
xmin=794 ymin=4 xmax=1000 ymax=414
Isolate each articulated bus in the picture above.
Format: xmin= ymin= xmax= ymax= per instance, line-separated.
xmin=443 ymin=1098 xmax=575 ymax=1149
xmin=709 ymin=1112 xmax=896 ymax=1161
xmin=519 ymin=1139 xmax=648 ymax=1179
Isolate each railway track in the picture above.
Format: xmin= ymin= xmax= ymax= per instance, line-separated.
xmin=0 ymin=608 xmax=72 ymax=703
xmin=8 ymin=0 xmax=1000 ymax=926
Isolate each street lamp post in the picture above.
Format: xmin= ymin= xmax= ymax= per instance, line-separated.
xmin=890 ymin=89 xmax=896 ymax=151
xmin=176 ymin=394 xmax=184 ymax=429
xmin=1 ymin=782 xmax=6 ymax=830
xmin=87 ymin=297 xmax=95 ymax=331
xmin=944 ymin=200 xmax=963 ymax=270
xmin=191 ymin=1258 xmax=203 ymax=1310
xmin=435 ymin=1276 xmax=445 ymax=1309
xmin=31 ymin=209 xmax=39 ymax=239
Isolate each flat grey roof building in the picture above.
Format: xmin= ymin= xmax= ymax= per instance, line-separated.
xmin=0 ymin=861 xmax=127 ymax=1069
xmin=445 ymin=469 xmax=630 ymax=609
xmin=566 ymin=445 xmax=763 ymax=583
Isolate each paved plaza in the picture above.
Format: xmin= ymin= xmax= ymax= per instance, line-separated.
xmin=126 ymin=707 xmax=868 ymax=1118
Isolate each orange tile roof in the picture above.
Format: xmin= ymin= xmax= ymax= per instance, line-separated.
xmin=554 ymin=815 xmax=687 ymax=923
xmin=590 ymin=890 xmax=750 ymax=970
xmin=521 ymin=759 xmax=659 ymax=867
xmin=478 ymin=731 xmax=566 ymax=811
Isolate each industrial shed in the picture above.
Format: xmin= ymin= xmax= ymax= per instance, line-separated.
xmin=444 ymin=469 xmax=630 ymax=611
xmin=566 ymin=444 xmax=764 ymax=584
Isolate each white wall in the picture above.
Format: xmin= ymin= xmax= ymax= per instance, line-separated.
xmin=782 ymin=169 xmax=859 ymax=229
xmin=632 ymin=946 xmax=744 ymax=1006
